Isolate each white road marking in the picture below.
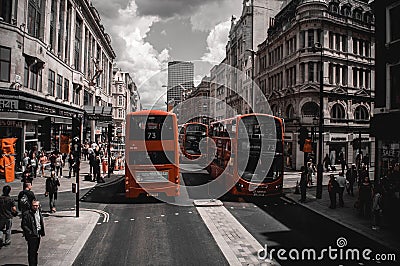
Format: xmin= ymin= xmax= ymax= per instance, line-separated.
xmin=81 ymin=208 xmax=109 ymax=223
xmin=280 ymin=197 xmax=292 ymax=204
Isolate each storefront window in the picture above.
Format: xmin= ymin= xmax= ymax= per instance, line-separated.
xmin=377 ymin=140 xmax=400 ymax=195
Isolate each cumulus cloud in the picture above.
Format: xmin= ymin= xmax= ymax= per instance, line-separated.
xmin=201 ymin=20 xmax=230 ymax=64
xmin=92 ymin=0 xmax=170 ymax=109
xmin=91 ymin=0 xmax=242 ymax=109
xmin=135 ymin=0 xmax=217 ymax=18
xmin=189 ymin=0 xmax=241 ymax=32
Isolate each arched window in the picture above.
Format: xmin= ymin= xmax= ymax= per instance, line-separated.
xmin=286 ymin=104 xmax=295 ymax=119
xmin=354 ymin=106 xmax=369 ymax=121
xmin=331 ymin=103 xmax=346 ymax=121
xmin=301 ymin=102 xmax=319 ymax=117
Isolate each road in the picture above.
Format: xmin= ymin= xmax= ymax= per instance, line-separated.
xmin=68 ymin=163 xmax=397 ymax=265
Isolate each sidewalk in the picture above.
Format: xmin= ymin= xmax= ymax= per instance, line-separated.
xmin=0 ymin=159 xmax=124 ymax=265
xmin=284 ymin=181 xmax=400 ymax=254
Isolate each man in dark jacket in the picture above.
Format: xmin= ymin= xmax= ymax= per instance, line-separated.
xmin=0 ymin=185 xmax=18 ymax=246
xmin=18 ymin=182 xmax=36 ymax=214
xmin=21 ymin=200 xmax=45 ymax=266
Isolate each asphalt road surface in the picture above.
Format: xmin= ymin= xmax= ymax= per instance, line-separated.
xmin=68 ymin=164 xmax=398 ymax=266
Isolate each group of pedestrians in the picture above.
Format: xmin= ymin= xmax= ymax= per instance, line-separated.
xmin=0 ymin=183 xmax=46 ymax=265
xmin=299 ymin=149 xmax=386 ymax=231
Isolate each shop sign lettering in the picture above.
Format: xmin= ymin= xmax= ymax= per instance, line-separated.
xmin=0 ymin=99 xmax=18 ymax=110
xmin=0 ymin=120 xmax=23 ymax=127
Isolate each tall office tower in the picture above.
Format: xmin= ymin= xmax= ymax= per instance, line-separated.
xmin=167 ymin=61 xmax=194 ymax=107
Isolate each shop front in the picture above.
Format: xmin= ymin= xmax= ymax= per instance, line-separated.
xmin=0 ymin=88 xmax=83 ymax=170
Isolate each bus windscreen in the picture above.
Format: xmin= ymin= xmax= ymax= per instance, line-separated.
xmin=129 ymin=115 xmax=174 ymax=140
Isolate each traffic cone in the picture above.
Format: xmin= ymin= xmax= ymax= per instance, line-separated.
xmin=294 ymin=180 xmax=300 ymax=194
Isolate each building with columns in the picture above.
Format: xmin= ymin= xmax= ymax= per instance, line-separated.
xmin=0 ymin=0 xmax=115 ymax=165
xmin=256 ymin=0 xmax=375 ymax=170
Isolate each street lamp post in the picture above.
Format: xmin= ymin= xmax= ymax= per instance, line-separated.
xmin=312 ymin=42 xmax=324 ymax=199
xmin=246 ymin=49 xmax=256 ymax=111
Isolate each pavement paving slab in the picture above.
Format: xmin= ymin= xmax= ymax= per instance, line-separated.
xmin=0 ymin=210 xmax=100 ymax=266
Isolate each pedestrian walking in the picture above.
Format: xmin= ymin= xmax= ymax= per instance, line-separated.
xmin=93 ymin=155 xmax=104 ymax=183
xmin=306 ymin=160 xmax=315 ymax=186
xmin=88 ymin=147 xmax=94 ymax=176
xmin=338 ymin=151 xmax=347 ymax=175
xmin=45 ymin=171 xmax=60 ymax=213
xmin=21 ymin=200 xmax=45 ymax=266
xmin=336 ymin=172 xmax=346 ymax=207
xmin=372 ymin=185 xmax=383 ymax=230
xmin=49 ymin=152 xmax=57 ymax=171
xmin=54 ymin=153 xmax=63 ymax=178
xmin=358 ymin=175 xmax=373 ymax=217
xmin=328 ymin=174 xmax=339 ymax=209
xmin=102 ymin=155 xmax=108 ymax=175
xmin=362 ymin=153 xmax=370 ymax=171
xmin=323 ymin=153 xmax=330 ymax=172
xmin=346 ymin=164 xmax=357 ymax=196
xmin=68 ymin=154 xmax=75 ymax=179
xmin=39 ymin=152 xmax=47 ymax=177
xmin=18 ymin=182 xmax=36 ymax=215
xmin=22 ymin=152 xmax=30 ymax=173
xmin=0 ymin=185 xmax=18 ymax=247
xmin=299 ymin=166 xmax=308 ymax=202
xmin=30 ymin=153 xmax=38 ymax=179
xmin=21 ymin=165 xmax=33 ymax=189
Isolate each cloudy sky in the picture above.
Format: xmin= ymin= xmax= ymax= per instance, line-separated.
xmin=91 ymin=0 xmax=243 ymax=109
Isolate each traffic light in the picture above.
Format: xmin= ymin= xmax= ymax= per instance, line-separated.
xmin=108 ymin=123 xmax=114 ymax=141
xmin=38 ymin=117 xmax=51 ymax=151
xmin=72 ymin=116 xmax=82 ymax=139
xmin=298 ymin=127 xmax=309 ymax=151
xmin=71 ymin=116 xmax=82 ymax=157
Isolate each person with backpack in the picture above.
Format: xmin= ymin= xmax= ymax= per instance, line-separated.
xmin=0 ymin=185 xmax=18 ymax=246
xmin=18 ymin=183 xmax=36 ymax=214
xmin=45 ymin=171 xmax=60 ymax=213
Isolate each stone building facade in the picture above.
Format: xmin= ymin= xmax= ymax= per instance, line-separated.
xmin=256 ymin=0 xmax=375 ymax=170
xmin=0 ymin=0 xmax=115 ymax=165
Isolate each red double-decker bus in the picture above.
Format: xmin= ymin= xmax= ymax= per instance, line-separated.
xmin=207 ymin=113 xmax=284 ymax=197
xmin=178 ymin=122 xmax=208 ymax=161
xmin=125 ymin=110 xmax=180 ymax=198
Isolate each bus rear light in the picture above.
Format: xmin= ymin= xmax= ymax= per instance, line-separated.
xmin=126 ymin=189 xmax=129 ymax=192
xmin=125 ymin=181 xmax=129 ymax=185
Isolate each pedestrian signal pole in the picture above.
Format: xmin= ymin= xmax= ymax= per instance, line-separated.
xmin=107 ymin=123 xmax=113 ymax=179
xmin=72 ymin=116 xmax=82 ymax=217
